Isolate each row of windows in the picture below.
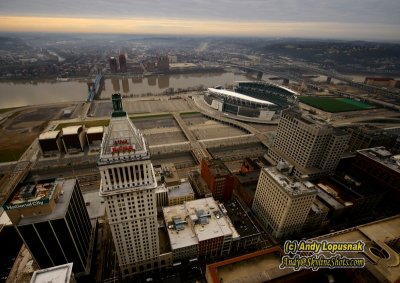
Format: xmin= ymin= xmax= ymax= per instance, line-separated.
xmin=101 ymin=162 xmax=154 ymax=190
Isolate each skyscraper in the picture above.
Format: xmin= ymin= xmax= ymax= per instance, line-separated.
xmin=3 ymin=179 xmax=94 ymax=276
xmin=252 ymin=166 xmax=317 ymax=239
xmin=109 ymin=57 xmax=118 ymax=73
xmin=267 ymin=109 xmax=350 ymax=179
xmin=97 ymin=94 xmax=169 ymax=279
xmin=119 ymin=54 xmax=127 ymax=73
xmin=156 ymin=56 xmax=169 ymax=72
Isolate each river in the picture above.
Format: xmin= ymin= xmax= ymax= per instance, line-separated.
xmin=0 ymin=72 xmax=252 ymax=108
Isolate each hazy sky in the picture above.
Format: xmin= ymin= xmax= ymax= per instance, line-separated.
xmin=0 ymin=0 xmax=399 ymax=40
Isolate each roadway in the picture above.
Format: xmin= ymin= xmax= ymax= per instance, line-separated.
xmin=172 ymin=112 xmax=212 ymax=164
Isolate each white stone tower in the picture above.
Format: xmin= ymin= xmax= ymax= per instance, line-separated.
xmin=98 ymin=94 xmax=161 ymax=279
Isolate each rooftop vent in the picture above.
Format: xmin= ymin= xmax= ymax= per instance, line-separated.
xmin=20 ymin=185 xmax=37 ymax=199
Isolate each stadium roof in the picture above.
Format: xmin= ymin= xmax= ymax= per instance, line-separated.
xmin=207 ymin=88 xmax=276 ymax=106
xmin=235 ymin=81 xmax=299 ymax=96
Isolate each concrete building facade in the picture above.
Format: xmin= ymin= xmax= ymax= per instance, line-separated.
xmin=252 ymin=166 xmax=317 ymax=239
xmin=62 ymin=126 xmax=86 ymax=153
xmin=97 ymin=94 xmax=171 ymax=279
xmin=346 ymin=125 xmax=397 ymax=152
xmin=267 ymin=110 xmax=350 ymax=179
xmin=38 ymin=130 xmax=64 ymax=155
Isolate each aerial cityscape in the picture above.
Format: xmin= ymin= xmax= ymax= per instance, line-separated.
xmin=0 ymin=1 xmax=400 ymax=283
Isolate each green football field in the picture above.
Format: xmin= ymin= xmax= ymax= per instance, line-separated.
xmin=299 ymin=96 xmax=374 ymax=113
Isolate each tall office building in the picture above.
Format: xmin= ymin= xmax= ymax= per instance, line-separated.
xmin=98 ymin=94 xmax=168 ymax=279
xmin=109 ymin=57 xmax=118 ymax=73
xmin=3 ymin=179 xmax=94 ymax=276
xmin=267 ymin=109 xmax=350 ymax=179
xmin=252 ymin=166 xmax=317 ymax=239
xmin=119 ymin=54 xmax=127 ymax=73
xmin=156 ymin=56 xmax=170 ymax=72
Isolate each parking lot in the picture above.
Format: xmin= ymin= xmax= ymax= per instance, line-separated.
xmin=92 ymin=98 xmax=194 ymax=116
xmin=183 ymin=114 xmax=247 ymax=140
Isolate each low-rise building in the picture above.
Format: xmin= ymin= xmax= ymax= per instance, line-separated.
xmin=163 ymin=197 xmax=239 ymax=262
xmin=38 ymin=130 xmax=64 ymax=155
xmin=301 ymin=198 xmax=329 ymax=235
xmin=201 ymin=158 xmax=234 ymax=201
xmin=86 ymin=126 xmax=104 ymax=151
xmin=233 ymin=171 xmax=260 ymax=207
xmin=30 ymin=263 xmax=76 ymax=283
xmin=154 ymin=163 xmax=180 ymax=187
xmin=188 ymin=171 xmax=212 ymax=199
xmin=167 ymin=182 xmax=195 ymax=206
xmin=62 ymin=126 xmax=86 ymax=153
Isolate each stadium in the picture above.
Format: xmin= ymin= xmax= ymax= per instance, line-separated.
xmin=204 ymin=81 xmax=299 ymax=120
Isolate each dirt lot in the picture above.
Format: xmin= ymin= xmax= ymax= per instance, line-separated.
xmin=0 ymin=104 xmax=74 ymax=162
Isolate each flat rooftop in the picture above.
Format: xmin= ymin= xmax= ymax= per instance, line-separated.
xmin=283 ymin=109 xmax=328 ymax=127
xmin=83 ymin=191 xmax=106 ymax=219
xmin=235 ymin=170 xmax=260 ymax=184
xmin=17 ymin=179 xmax=76 ymax=226
xmin=267 ymin=146 xmax=327 ymax=176
xmin=264 ymin=167 xmax=318 ymax=197
xmin=160 ymin=163 xmax=180 ymax=186
xmin=163 ymin=197 xmax=239 ymax=250
xmin=62 ymin=125 xmax=83 ymax=135
xmin=204 ymin=158 xmax=231 ymax=177
xmin=30 ymin=263 xmax=73 ymax=283
xmin=315 ymin=187 xmax=345 ymax=211
xmin=208 ymin=216 xmax=400 ymax=283
xmin=86 ymin=126 xmax=104 ymax=134
xmin=187 ymin=198 xmax=239 ymax=242
xmin=163 ymin=205 xmax=198 ymax=250
xmin=207 ymin=247 xmax=294 ymax=283
xmin=39 ymin=130 xmax=61 ymax=140
xmin=357 ymin=147 xmax=400 ymax=174
xmin=167 ymin=182 xmax=194 ymax=199
xmin=224 ymin=198 xmax=261 ymax=237
xmin=309 ymin=197 xmax=329 ymax=215
xmin=4 ymin=180 xmax=59 ymax=211
xmin=311 ymin=215 xmax=400 ymax=283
